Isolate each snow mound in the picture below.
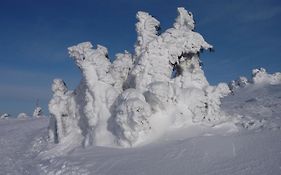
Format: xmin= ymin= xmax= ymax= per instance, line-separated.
xmin=48 ymin=7 xmax=232 ymax=148
xmin=17 ymin=113 xmax=29 ymax=119
xmin=0 ymin=113 xmax=11 ymax=119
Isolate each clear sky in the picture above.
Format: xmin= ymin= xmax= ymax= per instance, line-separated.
xmin=0 ymin=0 xmax=281 ymax=116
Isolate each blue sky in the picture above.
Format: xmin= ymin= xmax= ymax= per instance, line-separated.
xmin=0 ymin=0 xmax=281 ymax=116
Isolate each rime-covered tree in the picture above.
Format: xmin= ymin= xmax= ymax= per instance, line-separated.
xmin=48 ymin=7 xmax=232 ymax=148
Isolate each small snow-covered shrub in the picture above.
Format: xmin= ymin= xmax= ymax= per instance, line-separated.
xmin=229 ymin=68 xmax=281 ymax=93
xmin=33 ymin=107 xmax=43 ymax=118
xmin=17 ymin=113 xmax=28 ymax=119
xmin=0 ymin=113 xmax=10 ymax=119
xmin=252 ymin=68 xmax=281 ymax=85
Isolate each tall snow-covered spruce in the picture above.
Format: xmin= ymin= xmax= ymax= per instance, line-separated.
xmin=48 ymin=7 xmax=230 ymax=148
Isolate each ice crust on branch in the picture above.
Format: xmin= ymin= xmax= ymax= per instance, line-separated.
xmin=48 ymin=7 xmax=231 ymax=148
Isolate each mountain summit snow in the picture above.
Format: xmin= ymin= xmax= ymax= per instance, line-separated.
xmin=48 ymin=7 xmax=231 ymax=148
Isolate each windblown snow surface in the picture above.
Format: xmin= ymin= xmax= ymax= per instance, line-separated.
xmin=1 ymin=83 xmax=281 ymax=175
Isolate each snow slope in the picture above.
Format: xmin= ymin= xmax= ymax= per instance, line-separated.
xmin=0 ymin=83 xmax=281 ymax=175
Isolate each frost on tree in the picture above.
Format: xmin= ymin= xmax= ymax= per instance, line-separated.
xmin=228 ymin=76 xmax=249 ymax=93
xmin=252 ymin=68 xmax=281 ymax=85
xmin=33 ymin=107 xmax=43 ymax=118
xmin=48 ymin=7 xmax=231 ymax=148
xmin=228 ymin=68 xmax=281 ymax=93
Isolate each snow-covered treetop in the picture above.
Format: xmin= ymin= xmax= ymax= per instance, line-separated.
xmin=174 ymin=7 xmax=195 ymax=31
xmin=68 ymin=42 xmax=109 ymax=68
xmin=135 ymin=11 xmax=160 ymax=56
xmin=68 ymin=42 xmax=114 ymax=85
xmin=52 ymin=79 xmax=68 ymax=96
xmin=131 ymin=7 xmax=213 ymax=90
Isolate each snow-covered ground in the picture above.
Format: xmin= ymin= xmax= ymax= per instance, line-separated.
xmin=1 ymin=83 xmax=281 ymax=175
xmin=0 ymin=118 xmax=48 ymax=175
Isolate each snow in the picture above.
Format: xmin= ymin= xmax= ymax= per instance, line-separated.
xmin=17 ymin=112 xmax=29 ymax=119
xmin=229 ymin=67 xmax=281 ymax=93
xmin=1 ymin=88 xmax=281 ymax=175
xmin=33 ymin=107 xmax=44 ymax=118
xmin=0 ymin=118 xmax=48 ymax=175
xmin=0 ymin=113 xmax=10 ymax=119
xmin=1 ymin=7 xmax=281 ymax=175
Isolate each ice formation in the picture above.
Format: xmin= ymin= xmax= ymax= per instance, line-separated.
xmin=48 ymin=7 xmax=231 ymax=147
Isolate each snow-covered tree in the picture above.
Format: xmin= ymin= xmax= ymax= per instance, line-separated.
xmin=33 ymin=107 xmax=43 ymax=118
xmin=135 ymin=11 xmax=160 ymax=57
xmin=229 ymin=68 xmax=281 ymax=93
xmin=68 ymin=42 xmax=119 ymax=146
xmin=48 ymin=7 xmax=232 ymax=148
xmin=0 ymin=113 xmax=10 ymax=119
xmin=48 ymin=79 xmax=75 ymax=143
xmin=252 ymin=68 xmax=281 ymax=85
